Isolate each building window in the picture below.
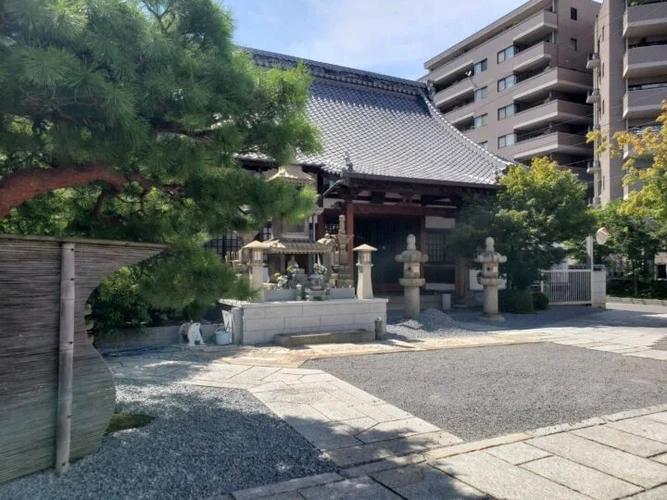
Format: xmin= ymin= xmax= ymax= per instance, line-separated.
xmin=474 ymin=86 xmax=487 ymax=101
xmin=570 ymin=7 xmax=577 ymax=20
xmin=426 ymin=231 xmax=448 ymax=263
xmin=473 ymin=59 xmax=487 ymax=75
xmin=498 ymin=133 xmax=516 ymax=148
xmin=570 ymin=38 xmax=578 ymax=51
xmin=498 ymin=104 xmax=516 ymax=120
xmin=602 ymin=99 xmax=605 ymax=115
xmin=497 ymin=75 xmax=516 ymax=92
xmin=474 ymin=114 xmax=488 ymax=128
xmin=478 ymin=141 xmax=488 ymax=150
xmin=497 ymin=46 xmax=517 ymax=63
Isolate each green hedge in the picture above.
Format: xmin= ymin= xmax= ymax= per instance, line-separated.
xmin=607 ymin=280 xmax=667 ymax=300
xmin=532 ymin=292 xmax=550 ymax=311
xmin=499 ymin=289 xmax=534 ymax=314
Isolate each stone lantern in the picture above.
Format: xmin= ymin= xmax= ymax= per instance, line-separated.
xmin=475 ymin=236 xmax=507 ymax=322
xmin=353 ymin=244 xmax=377 ymax=299
xmin=395 ymin=235 xmax=428 ymax=318
xmin=242 ymin=240 xmax=267 ymax=302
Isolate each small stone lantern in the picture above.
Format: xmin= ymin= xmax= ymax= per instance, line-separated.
xmin=353 ymin=244 xmax=377 ymax=299
xmin=395 ymin=235 xmax=428 ymax=318
xmin=475 ymin=237 xmax=507 ymax=322
xmin=242 ymin=240 xmax=266 ymax=302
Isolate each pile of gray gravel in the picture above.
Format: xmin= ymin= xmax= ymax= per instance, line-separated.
xmin=385 ymin=308 xmax=497 ymax=340
xmin=0 ymin=380 xmax=334 ymax=500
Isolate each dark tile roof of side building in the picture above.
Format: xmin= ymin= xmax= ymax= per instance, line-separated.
xmin=243 ymin=47 xmax=510 ymax=188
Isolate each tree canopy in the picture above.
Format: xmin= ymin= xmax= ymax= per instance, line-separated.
xmin=449 ymin=157 xmax=596 ymax=290
xmin=0 ymin=0 xmax=321 ymax=314
xmin=604 ymin=103 xmax=667 ymax=225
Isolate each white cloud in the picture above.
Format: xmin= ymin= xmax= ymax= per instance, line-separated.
xmin=287 ymin=0 xmax=516 ymax=77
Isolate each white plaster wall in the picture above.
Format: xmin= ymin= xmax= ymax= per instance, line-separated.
xmin=240 ymin=299 xmax=388 ymax=345
xmin=592 ymin=270 xmax=607 ymax=308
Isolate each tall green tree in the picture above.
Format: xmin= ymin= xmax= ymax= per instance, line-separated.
xmin=449 ymin=157 xmax=596 ymax=290
xmin=0 ymin=0 xmax=320 ymax=313
xmin=594 ymin=201 xmax=663 ymax=295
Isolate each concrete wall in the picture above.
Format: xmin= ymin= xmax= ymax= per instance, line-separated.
xmin=239 ymin=299 xmax=388 ymax=345
xmin=97 ymin=323 xmax=223 ymax=348
xmin=592 ymin=269 xmax=607 ymax=308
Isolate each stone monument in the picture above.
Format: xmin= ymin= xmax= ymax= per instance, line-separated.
xmin=475 ymin=236 xmax=507 ymax=322
xmin=333 ymin=215 xmax=354 ymax=288
xmin=395 ymin=235 xmax=428 ymax=318
xmin=354 ymin=244 xmax=377 ymax=299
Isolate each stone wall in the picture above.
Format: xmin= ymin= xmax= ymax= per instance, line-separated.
xmin=236 ymin=299 xmax=388 ymax=345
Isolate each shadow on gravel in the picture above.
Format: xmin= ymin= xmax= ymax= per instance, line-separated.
xmin=0 ymin=379 xmax=334 ymax=500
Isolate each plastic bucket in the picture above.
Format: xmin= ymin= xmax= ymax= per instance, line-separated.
xmin=441 ymin=293 xmax=452 ymax=310
xmin=215 ymin=328 xmax=232 ymax=345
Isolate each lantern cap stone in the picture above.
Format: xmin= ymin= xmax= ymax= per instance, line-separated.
xmin=242 ymin=240 xmax=269 ymax=250
xmin=353 ymin=244 xmax=377 ymax=252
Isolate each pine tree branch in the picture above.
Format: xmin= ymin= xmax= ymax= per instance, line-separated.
xmin=0 ymin=163 xmax=185 ymax=218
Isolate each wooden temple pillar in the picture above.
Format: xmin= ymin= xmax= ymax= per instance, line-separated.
xmin=454 ymin=255 xmax=469 ymax=303
xmin=346 ymin=202 xmax=354 ymax=266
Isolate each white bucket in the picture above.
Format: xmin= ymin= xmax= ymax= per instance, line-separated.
xmin=441 ymin=293 xmax=452 ymax=310
xmin=215 ymin=328 xmax=232 ymax=345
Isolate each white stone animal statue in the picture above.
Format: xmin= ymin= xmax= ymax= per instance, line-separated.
xmin=179 ymin=321 xmax=205 ymax=346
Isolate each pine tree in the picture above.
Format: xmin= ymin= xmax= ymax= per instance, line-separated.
xmin=0 ymin=0 xmax=320 ymax=314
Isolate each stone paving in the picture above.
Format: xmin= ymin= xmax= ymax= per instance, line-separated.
xmin=109 ymin=351 xmax=667 ymax=499
xmin=104 ymin=304 xmax=667 ymax=499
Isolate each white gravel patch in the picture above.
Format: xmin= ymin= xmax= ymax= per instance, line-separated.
xmin=385 ymin=308 xmax=497 ymax=340
xmin=1 ymin=380 xmax=334 ymax=500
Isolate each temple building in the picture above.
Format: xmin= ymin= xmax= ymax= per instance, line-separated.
xmin=209 ymin=48 xmax=511 ymax=305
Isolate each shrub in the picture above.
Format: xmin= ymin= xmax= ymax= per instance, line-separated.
xmin=532 ymin=292 xmax=550 ymax=311
xmin=499 ymin=289 xmax=534 ymax=314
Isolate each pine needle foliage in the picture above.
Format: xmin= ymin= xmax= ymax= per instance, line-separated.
xmin=0 ymin=0 xmax=321 ymax=315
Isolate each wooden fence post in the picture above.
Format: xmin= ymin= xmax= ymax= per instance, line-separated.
xmin=55 ymin=243 xmax=75 ymax=475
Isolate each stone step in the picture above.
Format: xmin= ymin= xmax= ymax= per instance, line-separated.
xmin=274 ymin=330 xmax=376 ymax=347
xmin=383 ymin=295 xmax=442 ymax=312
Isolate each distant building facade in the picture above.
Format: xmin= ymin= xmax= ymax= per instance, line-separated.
xmin=421 ymin=0 xmax=600 ymax=196
xmin=589 ymin=0 xmax=667 ymax=205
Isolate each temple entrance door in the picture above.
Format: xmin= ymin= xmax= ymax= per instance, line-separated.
xmin=354 ymin=216 xmax=421 ymax=292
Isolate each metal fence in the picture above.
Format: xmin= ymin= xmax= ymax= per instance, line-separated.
xmin=538 ymin=269 xmax=592 ymax=305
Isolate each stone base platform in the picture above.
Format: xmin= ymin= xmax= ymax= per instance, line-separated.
xmin=275 ymin=330 xmax=376 ymax=347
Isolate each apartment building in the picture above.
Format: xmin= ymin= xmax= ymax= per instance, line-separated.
xmin=589 ymin=0 xmax=667 ymax=205
xmin=421 ymin=0 xmax=600 ymax=184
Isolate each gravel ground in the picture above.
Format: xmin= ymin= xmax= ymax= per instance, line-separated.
xmin=385 ymin=306 xmax=604 ymax=340
xmin=0 ymin=380 xmax=333 ymax=500
xmin=385 ymin=309 xmax=496 ymax=340
xmin=306 ymin=343 xmax=667 ymax=441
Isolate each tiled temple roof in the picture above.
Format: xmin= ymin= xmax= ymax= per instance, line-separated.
xmin=244 ymin=48 xmax=510 ymax=188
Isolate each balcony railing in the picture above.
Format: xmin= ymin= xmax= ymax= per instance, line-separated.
xmin=623 ymin=84 xmax=667 ymax=118
xmin=624 ymin=1 xmax=667 ymax=38
xmin=586 ymin=53 xmax=601 ymax=70
xmin=586 ymin=89 xmax=601 ymax=104
xmin=624 ymin=43 xmax=667 ymax=78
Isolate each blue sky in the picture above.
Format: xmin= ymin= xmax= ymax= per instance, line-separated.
xmin=219 ymin=0 xmax=544 ymax=80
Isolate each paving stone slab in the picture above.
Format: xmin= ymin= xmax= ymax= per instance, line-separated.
xmin=355 ymin=417 xmax=441 ymax=444
xmin=527 ymin=418 xmax=605 ymax=437
xmin=608 ymin=416 xmax=667 ymax=444
xmin=521 ymin=455 xmax=642 ymax=500
xmin=528 ymin=433 xmax=667 ymax=488
xmin=231 ymin=473 xmax=343 ymax=500
xmin=485 ymin=442 xmax=552 ymax=465
xmin=340 ymin=454 xmax=426 ymax=479
xmin=432 ymin=451 xmax=588 ymax=499
xmin=371 ymin=464 xmax=487 ymax=499
xmin=425 ymin=433 xmax=531 ymax=461
xmin=228 ymin=366 xmax=282 ymax=382
xmin=325 ymin=431 xmax=462 ymax=467
xmin=646 ymin=411 xmax=667 ymax=425
xmin=298 ymin=477 xmax=401 ymax=500
xmin=256 ymin=390 xmax=339 ymax=405
xmin=573 ymin=425 xmax=667 ymax=457
xmin=651 ymin=452 xmax=667 ymax=465
xmin=626 ymin=485 xmax=667 ymax=499
xmin=311 ymin=400 xmax=367 ymax=421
